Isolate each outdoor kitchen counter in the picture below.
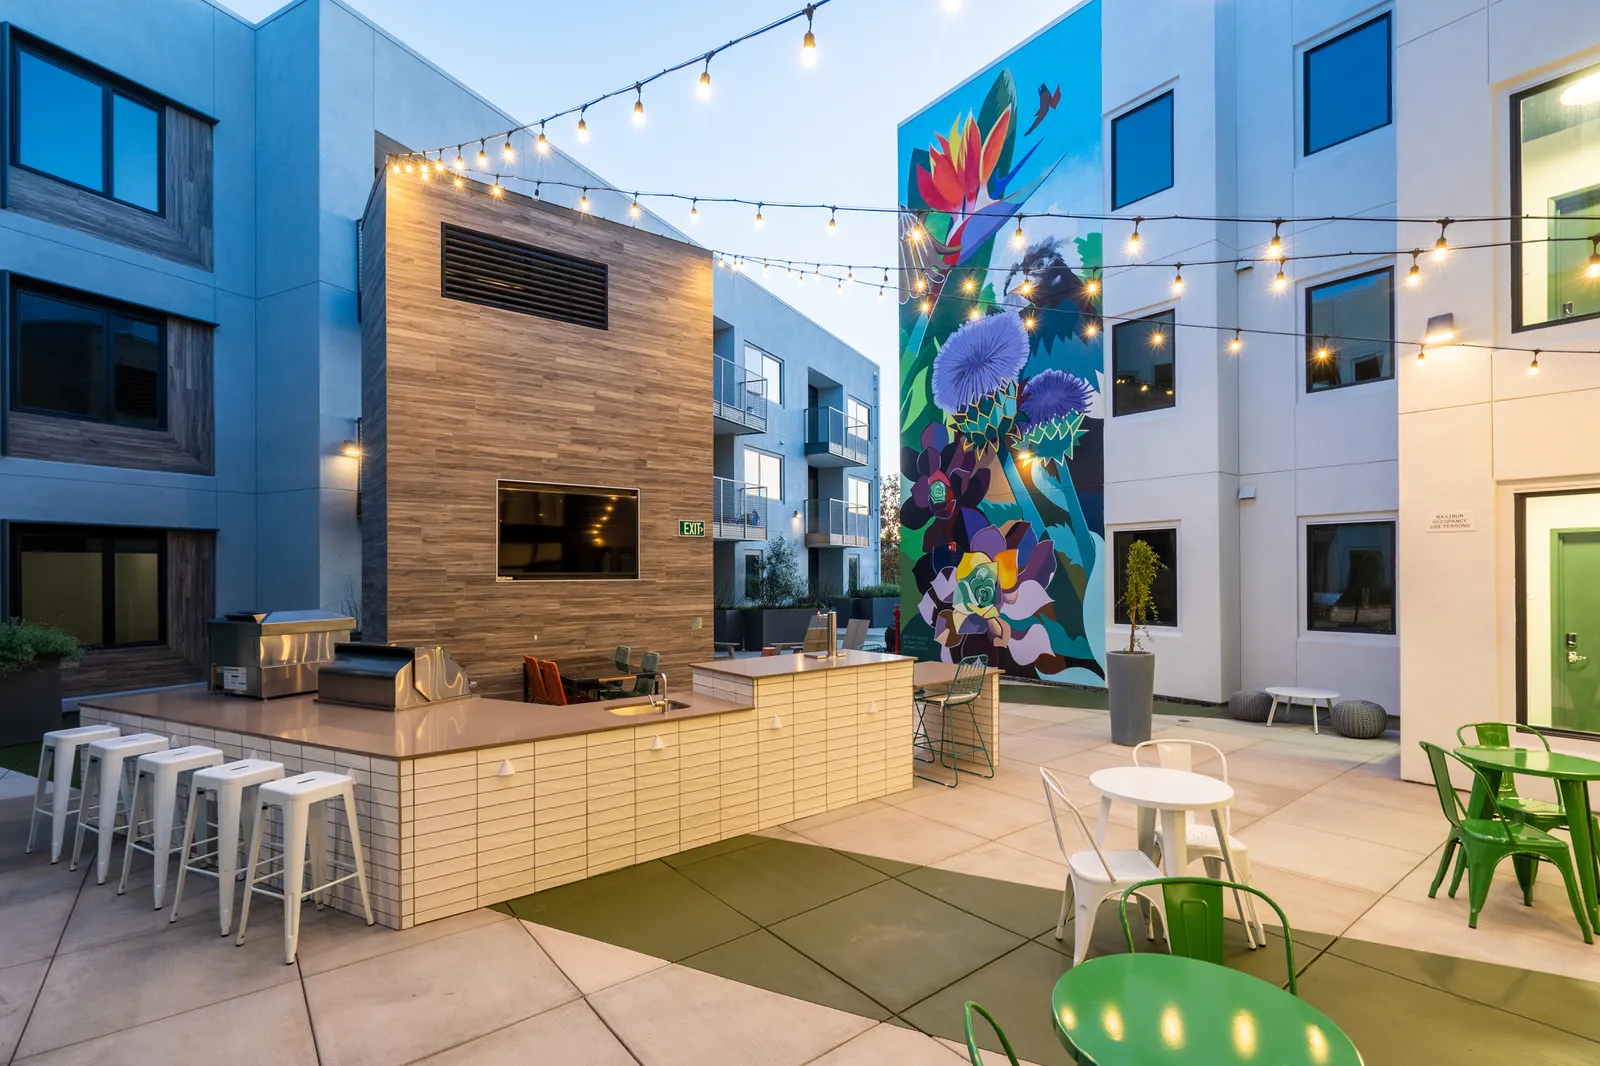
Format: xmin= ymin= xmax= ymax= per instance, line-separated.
xmin=74 ymin=684 xmax=753 ymax=759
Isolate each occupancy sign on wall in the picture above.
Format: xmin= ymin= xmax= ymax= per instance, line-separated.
xmin=678 ymin=520 xmax=706 ymax=537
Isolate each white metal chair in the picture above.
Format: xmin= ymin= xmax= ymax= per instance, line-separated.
xmin=1132 ymin=739 xmax=1265 ymax=941
xmin=71 ymin=733 xmax=170 ymax=884
xmin=26 ymin=724 xmax=119 ymax=863
xmin=170 ymin=758 xmax=286 ymax=936
xmin=117 ymin=746 xmax=225 ymax=909
xmin=236 ymin=771 xmax=375 ymax=964
xmin=1040 ymin=767 xmax=1167 ymax=965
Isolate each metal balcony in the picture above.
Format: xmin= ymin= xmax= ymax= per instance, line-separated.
xmin=713 ymin=356 xmax=768 ymax=434
xmin=804 ymin=498 xmax=872 ymax=548
xmin=712 ymin=477 xmax=771 ymax=542
xmin=803 ymin=406 xmax=869 ymax=466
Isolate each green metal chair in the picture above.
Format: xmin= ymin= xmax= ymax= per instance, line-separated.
xmin=962 ymin=1002 xmax=1020 ymax=1066
xmin=912 ymin=654 xmax=992 ymax=788
xmin=1419 ymin=741 xmax=1592 ymax=943
xmin=595 ymin=646 xmax=634 ymax=699
xmin=627 ymin=652 xmax=661 ymax=698
xmin=1117 ymin=877 xmax=1299 ymax=996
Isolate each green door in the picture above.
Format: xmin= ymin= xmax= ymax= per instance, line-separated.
xmin=1553 ymin=529 xmax=1600 ymax=733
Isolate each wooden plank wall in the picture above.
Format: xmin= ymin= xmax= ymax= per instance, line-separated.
xmin=6 ymin=318 xmax=214 ymax=474
xmin=360 ymin=178 xmax=390 ymax=643
xmin=5 ymin=108 xmax=214 ymax=270
xmin=364 ymin=172 xmax=716 ymax=699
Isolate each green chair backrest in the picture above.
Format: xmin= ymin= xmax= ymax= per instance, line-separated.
xmin=962 ymin=1002 xmax=1020 ymax=1066
xmin=639 ymin=651 xmax=660 ymax=676
xmin=1419 ymin=741 xmax=1467 ymax=828
xmin=1118 ymin=877 xmax=1299 ymax=996
xmin=614 ymin=646 xmax=632 ymax=670
xmin=945 ymin=654 xmax=988 ymax=704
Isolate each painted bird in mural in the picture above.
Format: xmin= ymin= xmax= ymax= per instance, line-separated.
xmin=1025 ymin=83 xmax=1062 ymax=135
xmin=1005 ymin=238 xmax=1095 ymax=317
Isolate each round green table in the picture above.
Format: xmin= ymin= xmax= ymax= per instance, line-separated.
xmin=1051 ymin=953 xmax=1361 ymax=1064
xmin=1454 ymin=745 xmax=1600 ymax=927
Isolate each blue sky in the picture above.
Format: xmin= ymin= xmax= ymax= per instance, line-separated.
xmin=224 ymin=0 xmax=1075 ymax=472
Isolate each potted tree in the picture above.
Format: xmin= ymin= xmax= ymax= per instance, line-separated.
xmin=740 ymin=536 xmax=812 ymax=650
xmin=0 ymin=620 xmax=84 ymax=747
xmin=1107 ymin=539 xmax=1163 ymax=746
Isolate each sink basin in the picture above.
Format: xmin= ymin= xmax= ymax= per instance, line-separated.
xmin=606 ymin=700 xmax=689 ymax=716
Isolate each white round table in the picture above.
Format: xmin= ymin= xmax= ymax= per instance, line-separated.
xmin=1264 ymin=687 xmax=1340 ymax=734
xmin=1088 ymin=765 xmax=1260 ymax=948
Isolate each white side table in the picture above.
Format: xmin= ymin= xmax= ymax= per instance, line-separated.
xmin=1264 ymin=687 xmax=1340 ymax=734
xmin=1089 ymin=765 xmax=1259 ymax=948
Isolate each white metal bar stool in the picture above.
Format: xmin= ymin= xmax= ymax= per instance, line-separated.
xmin=70 ymin=733 xmax=170 ymax=884
xmin=26 ymin=724 xmax=119 ymax=862
xmin=236 ymin=771 xmax=375 ymax=964
xmin=169 ymin=758 xmax=285 ymax=936
xmin=116 ymin=745 xmax=225 ymax=908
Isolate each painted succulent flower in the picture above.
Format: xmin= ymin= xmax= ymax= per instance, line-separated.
xmin=920 ymin=521 xmax=1059 ymax=666
xmin=932 ymin=313 xmax=1030 ymax=454
xmin=1019 ymin=369 xmax=1093 ymax=425
xmin=901 ymin=423 xmax=989 ymax=531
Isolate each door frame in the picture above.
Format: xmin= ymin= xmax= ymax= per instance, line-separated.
xmin=1515 ymin=489 xmax=1600 ymax=739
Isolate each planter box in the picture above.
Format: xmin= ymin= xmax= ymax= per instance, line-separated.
xmin=712 ymin=609 xmax=743 ymax=647
xmin=863 ymin=597 xmax=898 ymax=628
xmin=740 ymin=608 xmax=816 ymax=651
xmin=0 ymin=661 xmax=65 ymax=747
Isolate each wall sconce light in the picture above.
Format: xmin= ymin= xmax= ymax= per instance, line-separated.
xmin=1423 ymin=313 xmax=1456 ymax=345
xmin=343 ymin=416 xmax=364 ymax=519
xmin=793 ymin=509 xmax=802 ymax=520
xmin=341 ymin=439 xmax=362 ymax=458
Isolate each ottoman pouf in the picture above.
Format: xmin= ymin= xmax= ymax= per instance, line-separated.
xmin=1229 ymin=690 xmax=1273 ymax=723
xmin=1331 ymin=699 xmax=1389 ymax=739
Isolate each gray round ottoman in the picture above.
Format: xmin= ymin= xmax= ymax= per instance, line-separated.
xmin=1331 ymin=699 xmax=1389 ymax=739
xmin=1229 ymin=690 xmax=1273 ymax=723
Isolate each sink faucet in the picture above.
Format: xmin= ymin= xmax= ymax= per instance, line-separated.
xmin=647 ymin=672 xmax=669 ymax=712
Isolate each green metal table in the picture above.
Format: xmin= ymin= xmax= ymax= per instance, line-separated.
xmin=1454 ymin=745 xmax=1600 ymax=926
xmin=1052 ymin=954 xmax=1361 ymax=1065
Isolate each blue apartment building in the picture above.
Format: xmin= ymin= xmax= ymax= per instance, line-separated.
xmin=0 ymin=0 xmax=879 ymax=696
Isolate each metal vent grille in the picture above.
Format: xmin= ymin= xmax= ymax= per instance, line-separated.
xmin=441 ymin=224 xmax=608 ymax=330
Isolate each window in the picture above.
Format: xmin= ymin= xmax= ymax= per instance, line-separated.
xmin=1113 ymin=529 xmax=1177 ymax=627
xmin=1112 ymin=309 xmax=1175 ymax=416
xmin=847 ymin=554 xmax=862 ymax=594
xmin=11 ymin=283 xmax=166 ymax=429
xmin=1306 ymin=268 xmax=1393 ymax=391
xmin=749 ymin=345 xmax=782 ymax=406
xmin=1518 ymin=490 xmax=1600 ymax=737
xmin=11 ymin=43 xmax=163 ymax=213
xmin=1111 ymin=91 xmax=1173 ymax=209
xmin=1512 ymin=63 xmax=1600 ymax=330
xmin=744 ymin=447 xmax=783 ymax=504
xmin=847 ymin=397 xmax=871 ymax=439
xmin=1307 ymin=522 xmax=1395 ymax=634
xmin=9 ymin=525 xmax=165 ymax=648
xmin=744 ymin=552 xmax=763 ymax=602
xmin=1304 ymin=15 xmax=1392 ymax=155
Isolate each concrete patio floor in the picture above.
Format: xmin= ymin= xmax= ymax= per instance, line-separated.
xmin=1 ymin=702 xmax=1598 ymax=1064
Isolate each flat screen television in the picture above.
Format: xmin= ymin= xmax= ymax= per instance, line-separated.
xmin=497 ymin=481 xmax=639 ymax=580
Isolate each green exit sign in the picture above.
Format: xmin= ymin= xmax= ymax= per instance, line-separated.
xmin=678 ymin=520 xmax=706 ymax=538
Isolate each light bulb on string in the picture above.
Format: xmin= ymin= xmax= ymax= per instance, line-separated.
xmin=908 ymin=222 xmax=925 ymax=244
xmin=762 ymin=261 xmax=770 ymax=276
xmin=1083 ymin=277 xmax=1100 ymax=297
xmin=828 ymin=208 xmax=837 ymax=235
xmin=632 ymin=84 xmax=645 ymax=125
xmin=1529 ymin=349 xmax=1541 ymax=375
xmin=920 ymin=297 xmax=931 ymax=313
xmin=533 ymin=181 xmax=541 ymax=199
xmin=1150 ymin=328 xmax=1165 ymax=347
xmin=579 ymin=188 xmax=590 ymax=213
xmin=1171 ymin=265 xmax=1184 ymax=295
xmin=453 ymin=175 xmax=463 ymax=189
xmin=1433 ymin=220 xmax=1451 ymax=261
xmin=1314 ymin=337 xmax=1331 ymax=360
xmin=490 ymin=178 xmax=503 ymax=198
xmin=1272 ymin=267 xmax=1288 ymax=293
xmin=1023 ymin=314 xmax=1036 ymax=331
xmin=1407 ymin=250 xmax=1423 ymax=287
xmin=629 ymin=195 xmax=641 ymax=219
xmin=502 ymin=135 xmax=514 ymax=161
xmin=390 ymin=161 xmax=400 ymax=175
xmin=836 ymin=280 xmax=843 ymax=295
xmin=689 ymin=198 xmax=699 ymax=222
xmin=800 ymin=5 xmax=817 ymax=66
xmin=536 ymin=124 xmax=549 ymax=154
xmin=697 ymin=56 xmax=713 ymax=101
xmin=477 ymin=142 xmax=488 ymax=168
xmin=433 ymin=157 xmax=445 ymax=174
xmin=962 ymin=277 xmax=975 ymax=294
xmin=1228 ymin=330 xmax=1242 ymax=354
xmin=1020 ymin=279 xmax=1034 ymax=296
xmin=576 ymin=110 xmax=589 ymax=141
xmin=754 ymin=203 xmax=764 ymax=228
xmin=914 ymin=276 xmax=927 ymax=294
xmin=846 ymin=268 xmax=854 ymax=282
xmin=403 ymin=160 xmax=413 ymax=173
xmin=1126 ymin=217 xmax=1143 ymax=254
xmin=1083 ymin=321 xmax=1099 ymax=339
xmin=1586 ymin=237 xmax=1600 ymax=280
xmin=1267 ymin=220 xmax=1285 ymax=261
xmin=968 ymin=307 xmax=981 ymax=321
xmin=878 ymin=287 xmax=884 ymax=300
xmin=419 ymin=164 xmax=430 ymax=182
xmin=1417 ymin=344 xmax=1427 ymax=364
xmin=1012 ymin=215 xmax=1026 ymax=249
xmin=454 ymin=147 xmax=465 ymax=170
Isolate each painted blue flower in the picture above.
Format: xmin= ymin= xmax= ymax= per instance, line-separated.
xmin=1019 ymin=369 xmax=1093 ymax=427
xmin=931 ymin=312 xmax=1030 ymax=413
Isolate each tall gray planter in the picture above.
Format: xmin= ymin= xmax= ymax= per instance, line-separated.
xmin=0 ymin=661 xmax=65 ymax=748
xmin=1105 ymin=650 xmax=1154 ymax=746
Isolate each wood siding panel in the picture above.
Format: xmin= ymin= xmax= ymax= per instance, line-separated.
xmin=363 ymin=173 xmax=715 ymax=699
xmin=5 ymin=108 xmax=213 ymax=270
xmin=6 ymin=318 xmax=214 ymax=474
xmin=360 ymin=180 xmax=390 ymax=644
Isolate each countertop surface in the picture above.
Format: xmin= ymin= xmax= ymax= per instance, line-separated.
xmin=689 ymin=650 xmax=914 ymax=679
xmin=77 ymin=685 xmax=755 ymax=760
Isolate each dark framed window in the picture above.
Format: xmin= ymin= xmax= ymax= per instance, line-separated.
xmin=1112 ymin=309 xmax=1175 ymax=416
xmin=1307 ymin=522 xmax=1395 ymax=634
xmin=1305 ymin=268 xmax=1394 ymax=392
xmin=10 ymin=39 xmax=164 ymax=213
xmin=1304 ymin=14 xmax=1392 ymax=155
xmin=1113 ymin=529 xmax=1177 ymax=627
xmin=10 ymin=282 xmax=167 ymax=430
xmin=8 ymin=524 xmax=166 ymax=648
xmin=1511 ymin=63 xmax=1600 ymax=331
xmin=744 ymin=552 xmax=763 ymax=602
xmin=847 ymin=554 xmax=862 ymax=594
xmin=1111 ymin=91 xmax=1174 ymax=209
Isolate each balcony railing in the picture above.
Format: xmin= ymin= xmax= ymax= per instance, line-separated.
xmin=803 ymin=406 xmax=869 ymax=465
xmin=804 ymin=498 xmax=871 ymax=548
xmin=713 ymin=356 xmax=768 ymax=434
xmin=712 ymin=477 xmax=770 ymax=542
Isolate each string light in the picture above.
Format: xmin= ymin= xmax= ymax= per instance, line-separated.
xmin=579 ymin=187 xmax=590 ymax=212
xmin=698 ymin=57 xmax=713 ymax=100
xmin=1267 ymin=220 xmax=1285 ymax=260
xmin=632 ymin=84 xmax=645 ymax=125
xmin=490 ymin=178 xmax=503 ymax=198
xmin=1417 ymin=344 xmax=1427 ymax=364
xmin=836 ymin=279 xmax=843 ymax=294
xmin=453 ymin=175 xmax=463 ymax=189
xmin=1314 ymin=337 xmax=1331 ymax=360
xmin=920 ymin=297 xmax=931 ymax=312
xmin=390 ymin=161 xmax=400 ymax=175
xmin=908 ymin=221 xmax=926 ymax=244
xmin=1083 ymin=321 xmax=1099 ymax=339
xmin=477 ymin=141 xmax=488 ymax=168
xmin=914 ymin=276 xmax=927 ymax=294
xmin=1127 ymin=217 xmax=1143 ymax=254
xmin=800 ymin=4 xmax=817 ymax=66
xmin=1171 ymin=265 xmax=1184 ymax=295
xmin=629 ymin=195 xmax=642 ymax=219
xmin=1587 ymin=237 xmax=1600 ymax=280
xmin=454 ymin=148 xmax=464 ymax=170
xmin=1083 ymin=277 xmax=1100 ymax=297
xmin=968 ymin=307 xmax=981 ymax=320
xmin=1023 ymin=314 xmax=1036 ymax=331
xmin=502 ymin=135 xmax=514 ymax=161
xmin=1529 ymin=349 xmax=1541 ymax=375
xmin=878 ymin=286 xmax=884 ymax=299
xmin=1433 ymin=219 xmax=1451 ymax=261
xmin=536 ymin=124 xmax=549 ymax=154
xmin=403 ymin=160 xmax=413 ymax=173
xmin=962 ymin=277 xmax=976 ymax=293
xmin=434 ymin=159 xmax=445 ymax=174
xmin=755 ymin=203 xmax=764 ymax=228
xmin=828 ymin=207 xmax=837 ymax=235
xmin=690 ymin=198 xmax=699 ymax=222
xmin=1273 ymin=267 xmax=1288 ymax=292
xmin=1407 ymin=250 xmax=1423 ymax=287
xmin=1013 ymin=215 xmax=1026 ymax=249
xmin=763 ymin=261 xmax=771 ymax=275
xmin=577 ymin=109 xmax=589 ymax=141
xmin=419 ymin=165 xmax=430 ymax=182
xmin=1020 ymin=279 xmax=1034 ymax=296
xmin=1150 ymin=327 xmax=1166 ymax=347
xmin=533 ymin=181 xmax=541 ymax=199
xmin=1228 ymin=330 xmax=1242 ymax=353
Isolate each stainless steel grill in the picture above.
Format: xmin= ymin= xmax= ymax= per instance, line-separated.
xmin=207 ymin=610 xmax=355 ymax=699
xmin=315 ymin=643 xmax=473 ymax=711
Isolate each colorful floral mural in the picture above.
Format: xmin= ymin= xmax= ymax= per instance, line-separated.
xmin=895 ymin=3 xmax=1106 ymax=683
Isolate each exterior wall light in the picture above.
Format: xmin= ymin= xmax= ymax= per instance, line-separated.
xmin=1423 ymin=313 xmax=1456 ymax=345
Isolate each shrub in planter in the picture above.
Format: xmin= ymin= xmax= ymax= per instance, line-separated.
xmin=0 ymin=620 xmax=84 ymax=747
xmin=1106 ymin=540 xmax=1164 ymax=746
